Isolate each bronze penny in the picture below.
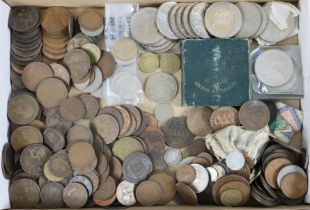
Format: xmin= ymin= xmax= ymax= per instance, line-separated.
xmin=9 ymin=178 xmax=40 ymax=208
xmin=280 ymin=172 xmax=307 ymax=199
xmin=163 ymin=117 xmax=194 ymax=149
xmin=11 ymin=126 xmax=43 ymax=151
xmin=79 ymin=94 xmax=99 ymax=119
xmin=176 ymin=182 xmax=198 ymax=205
xmin=45 ymin=107 xmax=72 ymax=134
xmin=264 ymin=158 xmax=292 ymax=189
xmin=116 ymin=106 xmax=132 ymax=137
xmin=67 ymin=125 xmax=94 ymax=146
xmin=92 ymin=114 xmax=120 ymax=144
xmin=9 ymin=7 xmax=40 ymax=33
xmin=218 ymin=180 xmax=251 ymax=206
xmin=97 ymin=51 xmax=116 ymax=79
xmin=239 ymin=100 xmax=270 ymax=130
xmin=98 ymin=106 xmax=124 ymax=131
xmin=124 ymin=112 xmax=137 ymax=137
xmin=197 ymin=152 xmax=214 ymax=165
xmin=41 ymin=7 xmax=70 ymax=34
xmin=78 ymin=9 xmax=103 ymax=31
xmin=176 ymin=164 xmax=197 ymax=184
xmin=93 ymin=176 xmax=116 ymax=201
xmin=145 ymin=112 xmax=158 ymax=128
xmin=40 ymin=182 xmax=64 ymax=208
xmin=96 ymin=154 xmax=108 ymax=176
xmin=20 ymin=144 xmax=52 ymax=177
xmin=133 ymin=110 xmax=148 ymax=136
xmin=43 ymin=127 xmax=65 ymax=152
xmin=186 ymin=107 xmax=213 ymax=136
xmin=2 ymin=143 xmax=14 ymax=179
xmin=110 ymin=156 xmax=123 ymax=181
xmin=149 ymin=172 xmax=176 ymax=205
xmin=36 ymin=78 xmax=68 ymax=109
xmin=42 ymin=47 xmax=66 ymax=60
xmin=75 ymin=170 xmax=100 ymax=193
xmin=60 ymin=97 xmax=86 ymax=122
xmin=136 ymin=180 xmax=163 ymax=206
xmin=93 ymin=193 xmax=117 ymax=207
xmin=63 ymin=182 xmax=88 ymax=208
xmin=122 ymin=105 xmax=142 ymax=135
xmin=8 ymin=93 xmax=39 ymax=125
xmin=210 ymin=106 xmax=240 ymax=131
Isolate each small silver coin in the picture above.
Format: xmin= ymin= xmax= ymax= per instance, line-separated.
xmin=226 ymin=151 xmax=245 ymax=171
xmin=164 ymin=148 xmax=183 ymax=166
xmin=116 ymin=180 xmax=136 ymax=206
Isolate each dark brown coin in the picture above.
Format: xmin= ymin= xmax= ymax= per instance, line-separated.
xmin=110 ymin=156 xmax=123 ymax=181
xmin=93 ymin=176 xmax=116 ymax=201
xmin=40 ymin=182 xmax=64 ymax=208
xmin=60 ymin=97 xmax=86 ymax=122
xmin=63 ymin=49 xmax=91 ymax=80
xmin=163 ymin=117 xmax=194 ymax=149
xmin=92 ymin=114 xmax=120 ymax=144
xmin=41 ymin=7 xmax=70 ymax=34
xmin=9 ymin=178 xmax=40 ymax=208
xmin=20 ymin=144 xmax=52 ymax=177
xmin=8 ymin=93 xmax=39 ymax=125
xmin=9 ymin=7 xmax=40 ymax=33
xmin=43 ymin=127 xmax=65 ymax=152
xmin=176 ymin=164 xmax=196 ymax=184
xmin=11 ymin=126 xmax=43 ymax=151
xmin=210 ymin=106 xmax=240 ymax=131
xmin=63 ymin=182 xmax=88 ymax=208
xmin=191 ymin=157 xmax=209 ymax=167
xmin=2 ymin=143 xmax=14 ymax=179
xmin=78 ymin=94 xmax=99 ymax=119
xmin=239 ymin=100 xmax=270 ymax=130
xmin=98 ymin=106 xmax=124 ymax=131
xmin=176 ymin=182 xmax=198 ymax=205
xmin=97 ymin=51 xmax=116 ymax=79
xmin=186 ymin=107 xmax=213 ymax=136
xmin=136 ymin=180 xmax=163 ymax=206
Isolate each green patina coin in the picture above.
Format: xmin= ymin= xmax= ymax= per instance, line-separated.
xmin=138 ymin=53 xmax=159 ymax=73
xmin=112 ymin=137 xmax=144 ymax=161
xmin=159 ymin=53 xmax=180 ymax=74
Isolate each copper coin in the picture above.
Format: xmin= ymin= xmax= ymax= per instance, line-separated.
xmin=98 ymin=106 xmax=124 ymax=131
xmin=116 ymin=106 xmax=132 ymax=137
xmin=20 ymin=144 xmax=52 ymax=177
xmin=78 ymin=9 xmax=103 ymax=31
xmin=210 ymin=106 xmax=240 ymax=131
xmin=2 ymin=143 xmax=14 ymax=179
xmin=78 ymin=94 xmax=99 ymax=119
xmin=149 ymin=172 xmax=176 ymax=205
xmin=93 ymin=176 xmax=116 ymax=201
xmin=145 ymin=112 xmax=158 ymax=128
xmin=40 ymin=182 xmax=64 ymax=208
xmin=96 ymin=154 xmax=108 ymax=176
xmin=42 ymin=48 xmax=66 ymax=60
xmin=8 ymin=93 xmax=39 ymax=125
xmin=67 ymin=125 xmax=94 ymax=145
xmin=36 ymin=78 xmax=68 ymax=109
xmin=92 ymin=114 xmax=120 ymax=144
xmin=99 ymin=165 xmax=110 ymax=186
xmin=176 ymin=164 xmax=197 ymax=184
xmin=45 ymin=107 xmax=72 ymax=134
xmin=191 ymin=157 xmax=209 ymax=167
xmin=110 ymin=156 xmax=123 ymax=181
xmin=9 ymin=7 xmax=40 ymax=33
xmin=60 ymin=97 xmax=86 ymax=122
xmin=41 ymin=7 xmax=70 ymax=34
xmin=97 ymin=51 xmax=116 ymax=79
xmin=186 ymin=107 xmax=213 ymax=136
xmin=123 ymin=105 xmax=143 ymax=135
xmin=11 ymin=126 xmax=43 ymax=151
xmin=163 ymin=117 xmax=194 ymax=149
xmin=197 ymin=152 xmax=214 ymax=165
xmin=43 ymin=44 xmax=67 ymax=56
xmin=63 ymin=182 xmax=88 ymax=208
xmin=43 ymin=127 xmax=65 ymax=152
xmin=264 ymin=158 xmax=292 ymax=189
xmin=181 ymin=138 xmax=207 ymax=158
xmin=136 ymin=180 xmax=163 ymax=206
xmin=68 ymin=142 xmax=97 ymax=173
xmin=9 ymin=178 xmax=40 ymax=208
xmin=280 ymin=172 xmax=308 ymax=199
xmin=176 ymin=182 xmax=198 ymax=205
xmin=239 ymin=100 xmax=270 ymax=130
xmin=93 ymin=193 xmax=117 ymax=207
xmin=75 ymin=170 xmax=100 ymax=193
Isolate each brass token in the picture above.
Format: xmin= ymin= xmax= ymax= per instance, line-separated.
xmin=136 ymin=180 xmax=163 ymax=206
xmin=264 ymin=158 xmax=292 ymax=189
xmin=97 ymin=51 xmax=116 ymax=80
xmin=112 ymin=137 xmax=144 ymax=161
xmin=60 ymin=97 xmax=86 ymax=122
xmin=78 ymin=94 xmax=99 ymax=119
xmin=67 ymin=125 xmax=94 ymax=146
xmin=11 ymin=126 xmax=43 ymax=151
xmin=220 ymin=189 xmax=243 ymax=206
xmin=210 ymin=106 xmax=240 ymax=131
xmin=43 ymin=127 xmax=65 ymax=152
xmin=138 ymin=53 xmax=159 ymax=73
xmin=176 ymin=182 xmax=198 ymax=205
xmin=93 ymin=176 xmax=116 ymax=201
xmin=63 ymin=183 xmax=88 ymax=208
xmin=92 ymin=114 xmax=120 ymax=144
xmin=186 ymin=107 xmax=213 ymax=136
xmin=9 ymin=178 xmax=40 ymax=208
xmin=110 ymin=156 xmax=123 ymax=181
xmin=20 ymin=144 xmax=52 ymax=177
xmin=8 ymin=93 xmax=39 ymax=125
xmin=159 ymin=53 xmax=180 ymax=74
xmin=176 ymin=164 xmax=197 ymax=184
xmin=149 ymin=172 xmax=176 ymax=205
xmin=36 ymin=78 xmax=68 ymax=109
xmin=41 ymin=7 xmax=70 ymax=34
xmin=78 ymin=9 xmax=103 ymax=31
xmin=40 ymin=182 xmax=64 ymax=208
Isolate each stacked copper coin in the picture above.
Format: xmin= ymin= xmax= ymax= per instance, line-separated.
xmin=78 ymin=9 xmax=104 ymax=37
xmin=9 ymin=7 xmax=42 ymax=73
xmin=41 ymin=7 xmax=72 ymax=61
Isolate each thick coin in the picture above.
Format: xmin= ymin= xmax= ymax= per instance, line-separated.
xmin=176 ymin=182 xmax=198 ymax=205
xmin=159 ymin=53 xmax=180 ymax=74
xmin=154 ymin=103 xmax=174 ymax=122
xmin=186 ymin=107 xmax=213 ymax=137
xmin=9 ymin=7 xmax=40 ymax=33
xmin=116 ymin=180 xmax=136 ymax=206
xmin=164 ymin=148 xmax=182 ymax=166
xmin=93 ymin=176 xmax=116 ymax=201
xmin=97 ymin=51 xmax=116 ymax=79
xmin=176 ymin=164 xmax=196 ymax=184
xmin=190 ymin=164 xmax=209 ymax=193
xmin=239 ymin=100 xmax=270 ymax=130
xmin=163 ymin=117 xmax=194 ymax=149
xmin=41 ymin=7 xmax=70 ymax=34
xmin=156 ymin=2 xmax=179 ymax=40
xmin=92 ymin=114 xmax=120 ymax=144
xmin=63 ymin=182 xmax=88 ymax=208
xmin=50 ymin=63 xmax=70 ymax=86
xmin=43 ymin=127 xmax=65 ymax=152
xmin=210 ymin=106 xmax=240 ymax=131
xmin=138 ymin=53 xmax=159 ymax=73
xmin=112 ymin=137 xmax=144 ymax=161
xmin=9 ymin=178 xmax=40 ymax=208
xmin=79 ymin=94 xmax=99 ymax=119
xmin=122 ymin=152 xmax=153 ymax=184
xmin=136 ymin=180 xmax=163 ymax=206
xmin=11 ymin=126 xmax=43 ymax=151
xmin=60 ymin=97 xmax=86 ymax=122
xmin=40 ymin=182 xmax=64 ymax=208
xmin=226 ymin=150 xmax=246 ymax=171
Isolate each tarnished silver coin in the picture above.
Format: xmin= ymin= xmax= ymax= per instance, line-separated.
xmin=156 ymin=2 xmax=179 ymax=40
xmin=189 ymin=2 xmax=210 ymax=38
xmin=154 ymin=103 xmax=174 ymax=122
xmin=116 ymin=180 xmax=136 ymax=206
xmin=164 ymin=148 xmax=183 ymax=166
xmin=182 ymin=3 xmax=199 ymax=38
xmin=69 ymin=175 xmax=93 ymax=198
xmin=190 ymin=164 xmax=209 ymax=193
xmin=168 ymin=3 xmax=185 ymax=39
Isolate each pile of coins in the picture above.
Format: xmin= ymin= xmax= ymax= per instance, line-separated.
xmin=9 ymin=7 xmax=42 ymax=73
xmin=78 ymin=9 xmax=104 ymax=37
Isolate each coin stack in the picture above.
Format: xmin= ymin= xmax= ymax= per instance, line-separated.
xmin=41 ymin=7 xmax=72 ymax=61
xmin=9 ymin=7 xmax=42 ymax=73
xmin=78 ymin=9 xmax=104 ymax=37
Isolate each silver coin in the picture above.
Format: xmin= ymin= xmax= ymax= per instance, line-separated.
xmin=182 ymin=3 xmax=200 ymax=39
xmin=80 ymin=65 xmax=103 ymax=93
xmin=168 ymin=3 xmax=186 ymax=39
xmin=164 ymin=148 xmax=183 ymax=166
xmin=190 ymin=164 xmax=209 ymax=193
xmin=116 ymin=180 xmax=136 ymax=206
xmin=154 ymin=103 xmax=174 ymax=122
xmin=156 ymin=2 xmax=179 ymax=40
xmin=179 ymin=156 xmax=196 ymax=165
xmin=143 ymin=39 xmax=175 ymax=53
xmin=69 ymin=175 xmax=93 ymax=197
xmin=226 ymin=151 xmax=245 ymax=171
xmin=74 ymin=170 xmax=99 ymax=193
xmin=176 ymin=3 xmax=191 ymax=38
xmin=189 ymin=2 xmax=210 ymax=38
xmin=80 ymin=24 xmax=104 ymax=37
xmin=252 ymin=3 xmax=268 ymax=38
xmin=212 ymin=164 xmax=226 ymax=179
xmin=207 ymin=167 xmax=218 ymax=182
xmin=277 ymin=165 xmax=306 ymax=188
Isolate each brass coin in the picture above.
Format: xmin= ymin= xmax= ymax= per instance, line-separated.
xmin=176 ymin=182 xmax=198 ymax=205
xmin=20 ymin=144 xmax=52 ymax=177
xmin=40 ymin=182 xmax=64 ymax=208
xmin=110 ymin=156 xmax=123 ymax=181
xmin=136 ymin=180 xmax=163 ymax=206
xmin=98 ymin=106 xmax=124 ymax=131
xmin=36 ymin=78 xmax=68 ymax=109
xmin=176 ymin=164 xmax=196 ymax=184
xmin=41 ymin=7 xmax=70 ymax=34
xmin=93 ymin=176 xmax=116 ymax=201
xmin=60 ymin=97 xmax=86 ymax=122
xmin=186 ymin=107 xmax=213 ymax=137
xmin=78 ymin=9 xmax=103 ymax=31
xmin=9 ymin=178 xmax=40 ymax=208
xmin=264 ymin=158 xmax=292 ymax=189
xmin=220 ymin=189 xmax=243 ymax=206
xmin=81 ymin=43 xmax=101 ymax=63
xmin=43 ymin=127 xmax=65 ymax=152
xmin=97 ymin=51 xmax=116 ymax=79
xmin=159 ymin=53 xmax=180 ymax=74
xmin=11 ymin=126 xmax=43 ymax=151
xmin=210 ymin=106 xmax=240 ymax=131
xmin=8 ymin=93 xmax=39 ymax=125
xmin=92 ymin=114 xmax=120 ymax=144
xmin=9 ymin=7 xmax=40 ymax=33
xmin=63 ymin=182 xmax=88 ymax=208
xmin=149 ymin=172 xmax=176 ymax=205
xmin=78 ymin=94 xmax=99 ymax=119
xmin=112 ymin=137 xmax=144 ymax=161
xmin=138 ymin=53 xmax=159 ymax=73
xmin=67 ymin=125 xmax=94 ymax=145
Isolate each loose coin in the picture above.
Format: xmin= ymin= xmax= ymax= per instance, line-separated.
xmin=67 ymin=33 xmax=93 ymax=52
xmin=75 ymin=170 xmax=100 ymax=193
xmin=93 ymin=176 xmax=116 ymax=201
xmin=156 ymin=2 xmax=179 ymax=40
xmin=43 ymin=127 xmax=65 ymax=152
xmin=112 ymin=137 xmax=144 ymax=161
xmin=78 ymin=9 xmax=103 ymax=32
xmin=226 ymin=150 xmax=246 ymax=171
xmin=138 ymin=53 xmax=159 ymax=73
xmin=176 ymin=182 xmax=198 ymax=205
xmin=210 ymin=106 xmax=240 ymax=131
xmin=11 ymin=126 xmax=43 ymax=151
xmin=190 ymin=164 xmax=209 ymax=193
xmin=78 ymin=94 xmax=99 ymax=119
xmin=41 ymin=7 xmax=70 ymax=34
xmin=40 ymin=182 xmax=64 ymax=208
xmin=164 ymin=148 xmax=182 ymax=166
xmin=145 ymin=112 xmax=158 ymax=128
xmin=186 ymin=107 xmax=213 ymax=137
xmin=112 ymin=37 xmax=138 ymax=65
xmin=97 ymin=51 xmax=116 ymax=80
xmin=159 ymin=53 xmax=180 ymax=74
xmin=96 ymin=154 xmax=108 ymax=176
xmin=181 ymin=138 xmax=207 ymax=158
xmin=116 ymin=180 xmax=136 ymax=206
xmin=67 ymin=124 xmax=94 ymax=146
xmin=98 ymin=106 xmax=124 ymax=132
xmin=154 ymin=103 xmax=174 ymax=122
xmin=2 ymin=143 xmax=14 ymax=179
xmin=63 ymin=182 xmax=88 ymax=208
xmin=136 ymin=180 xmax=163 ymax=206
xmin=111 ymin=71 xmax=141 ymax=100
xmin=60 ymin=97 xmax=86 ymax=122
xmin=110 ymin=156 xmax=123 ymax=181
xmin=82 ymin=43 xmax=101 ymax=63
xmin=280 ymin=171 xmax=307 ymax=199
xmin=189 ymin=3 xmax=210 ymax=38
xmin=176 ymin=164 xmax=197 ymax=184
xmin=92 ymin=114 xmax=120 ymax=144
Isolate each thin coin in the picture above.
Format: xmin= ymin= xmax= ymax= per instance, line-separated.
xmin=176 ymin=182 xmax=198 ymax=205
xmin=78 ymin=9 xmax=103 ymax=31
xmin=181 ymin=138 xmax=207 ymax=158
xmin=136 ymin=180 xmax=163 ymax=206
xmin=156 ymin=2 xmax=179 ymax=40
xmin=116 ymin=180 xmax=136 ymax=206
xmin=11 ymin=126 xmax=43 ymax=151
xmin=2 ymin=143 xmax=14 ymax=179
xmin=186 ymin=107 xmax=213 ymax=137
xmin=93 ymin=193 xmax=117 ymax=207
xmin=96 ymin=154 xmax=108 ymax=176
xmin=63 ymin=182 xmax=88 ymax=208
xmin=176 ymin=164 xmax=196 ymax=184
xmin=210 ymin=106 xmax=240 ymax=131
xmin=40 ymin=182 xmax=64 ymax=208
xmin=60 ymin=97 xmax=86 ymax=122
xmin=145 ymin=112 xmax=158 ymax=127
xmin=43 ymin=127 xmax=65 ymax=152
xmin=82 ymin=43 xmax=101 ymax=63
xmin=189 ymin=2 xmax=210 ymax=38
xmin=92 ymin=114 xmax=120 ymax=144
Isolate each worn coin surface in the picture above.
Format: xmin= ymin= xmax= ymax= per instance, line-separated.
xmin=9 ymin=7 xmax=40 ymax=33
xmin=41 ymin=7 xmax=70 ymax=34
xmin=60 ymin=97 xmax=86 ymax=122
xmin=136 ymin=180 xmax=163 ymax=206
xmin=264 ymin=158 xmax=292 ymax=189
xmin=164 ymin=148 xmax=182 ymax=166
xmin=63 ymin=49 xmax=91 ymax=80
xmin=63 ymin=182 xmax=88 ymax=208
xmin=210 ymin=106 xmax=240 ymax=131
xmin=93 ymin=176 xmax=116 ymax=201
xmin=220 ymin=189 xmax=243 ymax=206
xmin=187 ymin=107 xmax=213 ymax=137
xmin=78 ymin=94 xmax=99 ymax=119
xmin=92 ymin=114 xmax=120 ymax=144
xmin=50 ymin=63 xmax=70 ymax=86
xmin=116 ymin=180 xmax=136 ymax=206
xmin=176 ymin=182 xmax=198 ymax=205
xmin=159 ymin=53 xmax=180 ymax=74
xmin=82 ymin=43 xmax=101 ymax=63
xmin=43 ymin=127 xmax=65 ymax=152
xmin=189 ymin=2 xmax=210 ymax=38
xmin=11 ymin=126 xmax=43 ymax=151
xmin=67 ymin=125 xmax=94 ymax=146
xmin=138 ymin=53 xmax=159 ymax=73
xmin=40 ymin=182 xmax=64 ymax=208
xmin=112 ymin=137 xmax=144 ymax=161
xmin=97 ymin=51 xmax=116 ymax=79
xmin=99 ymin=106 xmax=124 ymax=131
xmin=156 ymin=2 xmax=179 ymax=40
xmin=176 ymin=164 xmax=197 ymax=184
xmin=69 ymin=175 xmax=93 ymax=197
xmin=154 ymin=103 xmax=174 ymax=122
xmin=78 ymin=9 xmax=103 ymax=31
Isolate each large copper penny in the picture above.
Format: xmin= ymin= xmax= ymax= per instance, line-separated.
xmin=210 ymin=106 xmax=240 ymax=131
xmin=176 ymin=182 xmax=198 ymax=205
xmin=136 ymin=180 xmax=163 ymax=206
xmin=40 ymin=182 xmax=64 ymax=208
xmin=239 ymin=100 xmax=270 ymax=130
xmin=9 ymin=178 xmax=40 ymax=208
xmin=41 ymin=7 xmax=70 ymax=34
xmin=43 ymin=127 xmax=65 ymax=152
xmin=186 ymin=107 xmax=213 ymax=136
xmin=163 ymin=117 xmax=194 ymax=149
xmin=36 ymin=78 xmax=68 ymax=108
xmin=9 ymin=7 xmax=40 ymax=33
xmin=264 ymin=158 xmax=292 ymax=189
xmin=11 ymin=126 xmax=43 ymax=151
xmin=20 ymin=144 xmax=52 ymax=177
xmin=60 ymin=97 xmax=86 ymax=122
xmin=93 ymin=176 xmax=116 ymax=201
xmin=92 ymin=114 xmax=120 ymax=144
xmin=176 ymin=164 xmax=196 ymax=184
xmin=79 ymin=94 xmax=99 ymax=119
xmin=63 ymin=182 xmax=88 ymax=208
